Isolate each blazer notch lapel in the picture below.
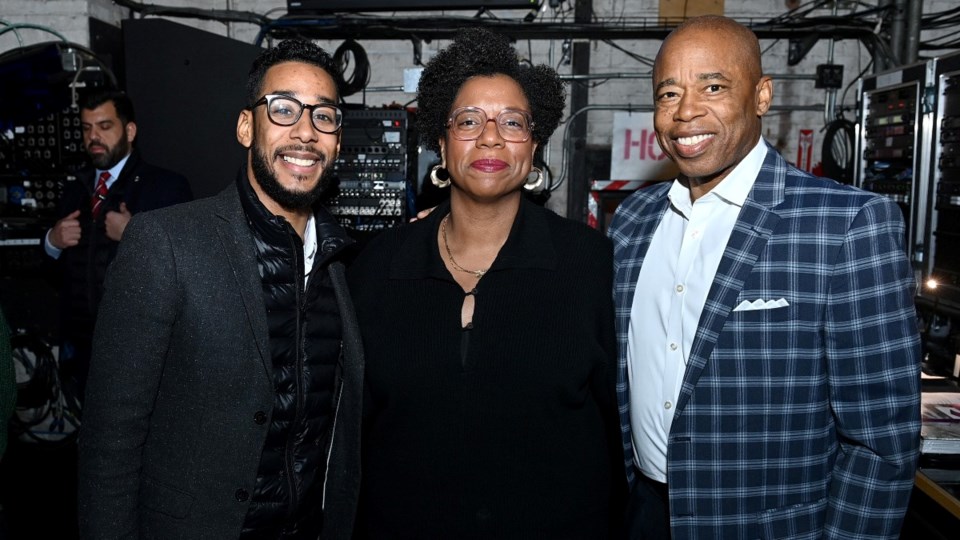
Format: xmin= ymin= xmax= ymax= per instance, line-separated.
xmin=214 ymin=191 xmax=272 ymax=380
xmin=674 ymin=199 xmax=782 ymax=414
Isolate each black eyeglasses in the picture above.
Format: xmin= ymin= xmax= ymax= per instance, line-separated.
xmin=446 ymin=106 xmax=534 ymax=143
xmin=249 ymin=94 xmax=343 ymax=134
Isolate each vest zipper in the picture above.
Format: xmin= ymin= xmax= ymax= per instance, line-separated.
xmin=283 ymin=234 xmax=306 ymax=518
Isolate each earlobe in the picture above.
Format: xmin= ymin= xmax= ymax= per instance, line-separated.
xmin=126 ymin=122 xmax=137 ymax=143
xmin=237 ymin=110 xmax=252 ymax=148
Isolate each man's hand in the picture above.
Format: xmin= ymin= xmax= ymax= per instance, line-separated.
xmin=49 ymin=209 xmax=82 ymax=249
xmin=105 ymin=202 xmax=132 ymax=241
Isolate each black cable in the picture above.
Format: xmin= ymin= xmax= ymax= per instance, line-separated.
xmin=334 ymin=39 xmax=371 ymax=98
xmin=821 ymin=117 xmax=856 ymax=184
xmin=602 ymin=39 xmax=654 ymax=67
xmin=760 ymin=38 xmax=781 ymax=56
xmin=9 ymin=332 xmax=81 ymax=444
xmin=111 ymin=0 xmax=268 ymax=26
xmin=841 ymin=60 xmax=873 ymax=112
xmin=10 ymin=333 xmax=56 ymax=413
xmin=763 ymin=0 xmax=834 ymax=25
xmin=921 ymin=5 xmax=960 ymax=27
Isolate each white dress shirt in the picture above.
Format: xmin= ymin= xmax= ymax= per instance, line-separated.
xmin=303 ymin=213 xmax=317 ymax=287
xmin=628 ymin=137 xmax=767 ymax=482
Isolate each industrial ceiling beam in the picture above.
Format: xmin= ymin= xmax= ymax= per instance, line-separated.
xmin=260 ymin=16 xmax=880 ymax=44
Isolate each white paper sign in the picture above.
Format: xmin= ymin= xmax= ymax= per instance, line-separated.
xmin=610 ymin=112 xmax=678 ymax=181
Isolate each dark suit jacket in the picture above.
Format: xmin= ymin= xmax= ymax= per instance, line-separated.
xmin=610 ymin=143 xmax=921 ymax=539
xmin=58 ymin=149 xmax=193 ymax=221
xmin=54 ymin=149 xmax=192 ymax=333
xmin=78 ymin=181 xmax=363 ymax=540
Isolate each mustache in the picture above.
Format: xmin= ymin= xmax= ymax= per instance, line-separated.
xmin=274 ymin=145 xmax=327 ymax=165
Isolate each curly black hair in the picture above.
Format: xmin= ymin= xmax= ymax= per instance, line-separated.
xmin=416 ymin=27 xmax=566 ymax=158
xmin=246 ymin=39 xmax=341 ymax=106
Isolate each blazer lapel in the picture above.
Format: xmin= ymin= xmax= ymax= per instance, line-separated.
xmin=613 ymin=188 xmax=672 ymax=325
xmin=105 ymin=151 xmax=142 ymax=196
xmin=213 ymin=185 xmax=271 ymax=379
xmin=674 ymin=145 xmax=786 ymax=414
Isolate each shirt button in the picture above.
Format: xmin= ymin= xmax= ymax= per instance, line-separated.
xmin=676 ymin=284 xmax=684 ymax=293
xmin=670 ymin=343 xmax=678 ymax=351
xmin=664 ymin=401 xmax=673 ymax=410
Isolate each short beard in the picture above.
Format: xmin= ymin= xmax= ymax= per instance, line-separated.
xmin=88 ymin=135 xmax=130 ymax=170
xmin=250 ymin=140 xmax=332 ymax=212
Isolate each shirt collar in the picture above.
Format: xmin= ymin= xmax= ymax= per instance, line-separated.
xmin=667 ymin=136 xmax=766 ymax=214
xmin=303 ymin=213 xmax=318 ymax=271
xmin=97 ymin=151 xmax=132 ymax=188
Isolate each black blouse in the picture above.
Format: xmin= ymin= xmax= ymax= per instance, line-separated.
xmin=348 ymin=197 xmax=623 ymax=539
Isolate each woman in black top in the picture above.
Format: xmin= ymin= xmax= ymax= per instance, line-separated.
xmin=349 ymin=27 xmax=623 ymax=539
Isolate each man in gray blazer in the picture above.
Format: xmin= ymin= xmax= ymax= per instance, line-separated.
xmin=78 ymin=39 xmax=362 ymax=539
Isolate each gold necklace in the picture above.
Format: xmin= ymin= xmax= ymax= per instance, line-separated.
xmin=441 ymin=214 xmax=488 ymax=279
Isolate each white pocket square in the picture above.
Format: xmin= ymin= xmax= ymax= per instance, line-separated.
xmin=733 ymin=298 xmax=789 ymax=312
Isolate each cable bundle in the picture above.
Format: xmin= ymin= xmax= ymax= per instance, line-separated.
xmin=10 ymin=333 xmax=80 ymax=444
xmin=334 ymin=39 xmax=371 ymax=98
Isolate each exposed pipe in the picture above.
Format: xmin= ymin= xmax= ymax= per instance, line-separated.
xmin=110 ymin=0 xmax=267 ymax=26
xmin=875 ymin=0 xmax=893 ymax=72
xmin=824 ymin=1 xmax=838 ymax=123
xmin=566 ymin=0 xmax=592 ymax=221
xmin=889 ymin=0 xmax=907 ymax=65
xmin=903 ymin=0 xmax=922 ymax=63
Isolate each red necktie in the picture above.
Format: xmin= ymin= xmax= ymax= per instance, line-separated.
xmin=91 ymin=171 xmax=110 ymax=218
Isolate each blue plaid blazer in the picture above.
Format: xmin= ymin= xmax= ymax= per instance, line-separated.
xmin=610 ymin=143 xmax=921 ymax=539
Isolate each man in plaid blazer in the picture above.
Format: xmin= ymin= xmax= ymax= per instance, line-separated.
xmin=610 ymin=16 xmax=921 ymax=539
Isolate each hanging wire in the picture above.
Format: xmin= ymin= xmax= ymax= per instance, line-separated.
xmin=0 ymin=23 xmax=69 ymax=43
xmin=0 ymin=19 xmax=25 ymax=47
xmin=334 ymin=39 xmax=371 ymax=98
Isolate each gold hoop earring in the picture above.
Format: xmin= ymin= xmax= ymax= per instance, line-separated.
xmin=430 ymin=165 xmax=451 ymax=188
xmin=523 ymin=167 xmax=544 ymax=191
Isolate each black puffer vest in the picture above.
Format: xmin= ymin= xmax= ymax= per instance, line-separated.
xmin=236 ymin=175 xmax=351 ymax=539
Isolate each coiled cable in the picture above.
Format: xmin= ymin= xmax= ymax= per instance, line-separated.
xmin=821 ymin=118 xmax=856 ymax=184
xmin=334 ymin=39 xmax=371 ymax=98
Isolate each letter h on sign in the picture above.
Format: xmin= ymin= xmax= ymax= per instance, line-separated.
xmin=623 ymin=129 xmax=666 ymax=161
